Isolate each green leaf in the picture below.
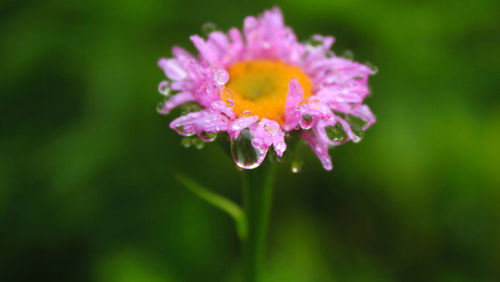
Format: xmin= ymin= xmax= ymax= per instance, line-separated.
xmin=175 ymin=173 xmax=248 ymax=240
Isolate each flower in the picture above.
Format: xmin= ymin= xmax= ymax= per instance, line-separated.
xmin=157 ymin=7 xmax=375 ymax=171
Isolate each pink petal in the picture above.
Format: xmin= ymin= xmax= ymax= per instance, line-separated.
xmin=190 ymin=35 xmax=220 ymax=65
xmin=229 ymin=116 xmax=258 ymax=139
xmin=283 ymin=79 xmax=304 ymax=131
xmin=157 ymin=58 xmax=187 ymax=81
xmin=300 ymin=131 xmax=333 ymax=171
xmin=158 ymin=92 xmax=195 ymax=115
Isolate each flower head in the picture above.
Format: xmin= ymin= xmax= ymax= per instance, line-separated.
xmin=157 ymin=7 xmax=375 ymax=171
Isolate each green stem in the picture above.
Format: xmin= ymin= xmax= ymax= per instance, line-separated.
xmin=176 ymin=173 xmax=248 ymax=240
xmin=241 ymin=162 xmax=277 ymax=282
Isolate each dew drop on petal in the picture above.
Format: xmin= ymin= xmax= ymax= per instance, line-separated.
xmin=242 ymin=110 xmax=252 ymax=117
xmin=199 ymin=131 xmax=217 ymax=142
xmin=158 ymin=80 xmax=171 ymax=96
xmin=350 ymin=125 xmax=364 ymax=139
xmin=231 ymin=128 xmax=266 ymax=169
xmin=176 ymin=125 xmax=195 ymax=137
xmin=325 ymin=123 xmax=347 ymax=142
xmin=306 ymin=36 xmax=323 ymax=47
xmin=291 ymin=159 xmax=304 ymax=174
xmin=365 ymin=62 xmax=378 ymax=74
xmin=180 ymin=103 xmax=202 ymax=113
xmin=346 ymin=114 xmax=367 ymax=139
xmin=156 ymin=101 xmax=165 ymax=113
xmin=225 ymin=99 xmax=234 ymax=108
xmin=300 ymin=113 xmax=314 ymax=129
xmin=202 ymin=22 xmax=217 ymax=35
xmin=267 ymin=150 xmax=281 ymax=163
xmin=214 ymin=69 xmax=230 ymax=85
xmin=264 ymin=122 xmax=279 ymax=135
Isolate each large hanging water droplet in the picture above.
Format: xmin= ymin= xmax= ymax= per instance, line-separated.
xmin=291 ymin=159 xmax=304 ymax=174
xmin=231 ymin=128 xmax=266 ymax=169
xmin=325 ymin=123 xmax=347 ymax=142
xmin=202 ymin=22 xmax=217 ymax=35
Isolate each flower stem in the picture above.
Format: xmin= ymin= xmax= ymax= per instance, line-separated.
xmin=241 ymin=162 xmax=277 ymax=282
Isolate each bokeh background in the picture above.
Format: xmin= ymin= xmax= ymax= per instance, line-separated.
xmin=1 ymin=0 xmax=499 ymax=281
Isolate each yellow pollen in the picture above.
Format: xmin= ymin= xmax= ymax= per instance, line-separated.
xmin=222 ymin=59 xmax=312 ymax=124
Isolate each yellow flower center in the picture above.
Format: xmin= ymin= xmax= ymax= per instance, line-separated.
xmin=223 ymin=60 xmax=312 ymax=124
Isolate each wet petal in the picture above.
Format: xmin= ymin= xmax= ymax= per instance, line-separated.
xmin=283 ymin=79 xmax=304 ymax=130
xmin=158 ymin=92 xmax=195 ymax=115
xmin=300 ymin=131 xmax=332 ymax=171
xmin=157 ymin=58 xmax=187 ymax=81
xmin=228 ymin=116 xmax=259 ymax=139
xmin=190 ymin=35 xmax=221 ymax=65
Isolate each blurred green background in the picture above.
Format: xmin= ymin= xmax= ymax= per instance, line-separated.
xmin=1 ymin=0 xmax=499 ymax=281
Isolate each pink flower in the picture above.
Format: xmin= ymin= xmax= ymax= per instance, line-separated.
xmin=157 ymin=7 xmax=375 ymax=171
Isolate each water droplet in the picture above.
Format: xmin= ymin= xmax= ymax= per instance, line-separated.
xmin=364 ymin=62 xmax=378 ymax=74
xmin=264 ymin=122 xmax=279 ymax=134
xmin=350 ymin=125 xmax=364 ymax=139
xmin=199 ymin=131 xmax=217 ymax=142
xmin=156 ymin=101 xmax=165 ymax=113
xmin=291 ymin=159 xmax=304 ymax=174
xmin=214 ymin=69 xmax=229 ymax=85
xmin=202 ymin=22 xmax=217 ymax=35
xmin=225 ymin=99 xmax=234 ymax=108
xmin=341 ymin=50 xmax=354 ymax=60
xmin=179 ymin=102 xmax=202 ymax=113
xmin=267 ymin=150 xmax=281 ymax=163
xmin=306 ymin=36 xmax=323 ymax=47
xmin=221 ymin=90 xmax=234 ymax=108
xmin=189 ymin=105 xmax=203 ymax=113
xmin=242 ymin=110 xmax=252 ymax=117
xmin=176 ymin=126 xmax=195 ymax=137
xmin=158 ymin=80 xmax=171 ymax=96
xmin=181 ymin=137 xmax=192 ymax=148
xmin=192 ymin=137 xmax=205 ymax=150
xmin=325 ymin=123 xmax=347 ymax=142
xmin=346 ymin=115 xmax=367 ymax=139
xmin=231 ymin=128 xmax=266 ymax=169
xmin=300 ymin=113 xmax=314 ymax=129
